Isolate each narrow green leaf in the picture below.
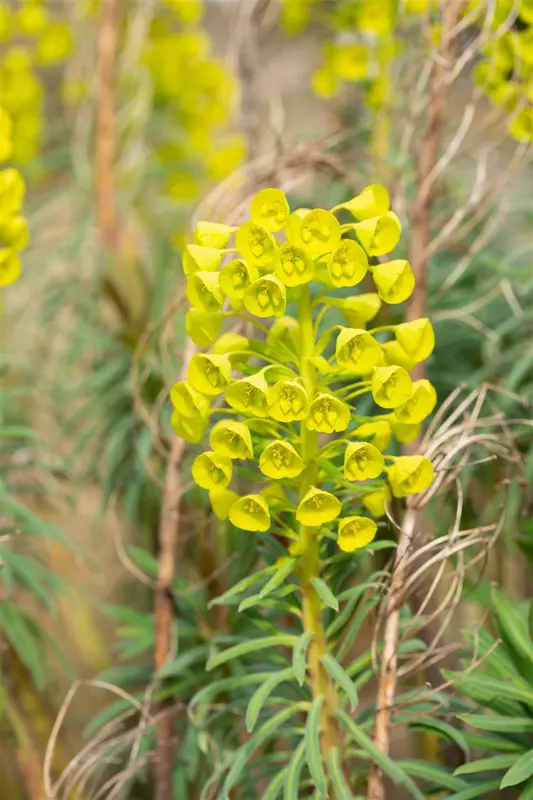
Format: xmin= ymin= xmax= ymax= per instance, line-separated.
xmin=293 ymin=631 xmax=314 ymax=686
xmin=311 ymin=577 xmax=339 ymax=612
xmin=445 ymin=779 xmax=504 ymax=799
xmin=336 ymin=710 xmax=424 ymax=800
xmin=189 ymin=672 xmax=272 ymax=718
xmin=519 ymin=778 xmax=533 ymax=799
xmin=501 ymin=750 xmax=533 ymax=789
xmin=206 ymin=635 xmax=297 ymax=671
xmin=328 ymin=747 xmax=354 ymax=800
xmin=262 ymin=767 xmax=288 ymax=800
xmin=454 ymin=754 xmax=519 ymax=776
xmin=157 ymin=645 xmax=208 ymax=678
xmin=259 ymin=558 xmax=296 ymax=599
xmin=305 ymin=696 xmax=328 ymax=796
xmin=284 ymin=739 xmax=305 ymax=800
xmin=321 ymin=654 xmax=358 ymax=712
xmin=396 ymin=759 xmax=467 ymax=791
xmin=410 ymin=719 xmax=469 ymax=755
xmin=461 ymin=713 xmax=533 ymax=733
xmin=245 ymin=668 xmax=294 ymax=733
xmin=208 ymin=566 xmax=275 ymax=607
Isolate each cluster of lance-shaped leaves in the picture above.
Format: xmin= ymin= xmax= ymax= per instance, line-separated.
xmin=171 ymin=184 xmax=436 ymax=555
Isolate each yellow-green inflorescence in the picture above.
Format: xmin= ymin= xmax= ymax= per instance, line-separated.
xmin=172 ymin=184 xmax=436 ymax=555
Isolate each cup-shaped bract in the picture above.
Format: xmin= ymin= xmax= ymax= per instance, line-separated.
xmin=0 ymin=249 xmax=21 ymax=287
xmin=372 ymin=259 xmax=415 ymax=304
xmin=371 ymin=365 xmax=413 ymax=409
xmin=335 ymin=327 xmax=382 ymax=373
xmin=388 ymin=455 xmax=434 ymax=498
xmin=389 ymin=418 xmax=421 ymax=443
xmin=296 ymin=486 xmax=342 ymax=525
xmin=284 ymin=207 xmax=310 ymax=245
xmin=394 ymin=379 xmax=437 ymax=424
xmin=297 ymin=209 xmax=342 ymax=256
xmin=219 ymin=258 xmax=259 ymax=299
xmin=354 ymin=419 xmax=392 ymax=451
xmin=276 ymin=243 xmax=313 ymax=287
xmin=327 ymin=238 xmax=368 ymax=288
xmin=259 ymin=440 xmax=304 ymax=479
xmin=395 ymin=318 xmax=435 ymax=362
xmin=362 ymin=486 xmax=391 ymax=517
xmin=186 ymin=270 xmax=224 ymax=312
xmin=183 ymin=244 xmax=223 ymax=276
xmin=210 ymin=487 xmax=239 ymax=520
xmin=354 ymin=211 xmax=401 ymax=256
xmin=194 ymin=220 xmax=235 ymax=249
xmin=185 ymin=309 xmax=223 ymax=348
xmin=171 ymin=409 xmax=207 ymax=444
xmin=225 ymin=371 xmax=269 ymax=416
xmin=343 ymin=184 xmax=390 ymax=220
xmin=250 ymin=188 xmax=290 ymax=232
xmin=381 ymin=340 xmax=416 ymax=371
xmin=344 ymin=441 xmax=385 ymax=480
xmin=325 ymin=292 xmax=382 ymax=328
xmin=267 ymin=316 xmax=300 ymax=351
xmin=244 ymin=275 xmax=287 ymax=318
xmin=170 ymin=380 xmax=210 ymax=418
xmin=236 ymin=221 xmax=277 ymax=266
xmin=188 ymin=353 xmax=231 ymax=395
xmin=306 ymin=393 xmax=351 ymax=433
xmin=192 ymin=450 xmax=232 ymax=491
xmin=0 ymin=216 xmax=29 ymax=250
xmin=230 ymin=494 xmax=271 ymax=532
xmin=337 ymin=516 xmax=378 ymax=552
xmin=210 ymin=419 xmax=253 ymax=460
xmin=0 ymin=168 xmax=25 ymax=216
xmin=267 ymin=379 xmax=310 ymax=422
xmin=212 ymin=332 xmax=249 ymax=356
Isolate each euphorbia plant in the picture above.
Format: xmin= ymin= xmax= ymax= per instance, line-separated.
xmin=171 ymin=185 xmax=436 ymax=795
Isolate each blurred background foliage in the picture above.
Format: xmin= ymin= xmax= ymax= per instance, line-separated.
xmin=1 ymin=0 xmax=533 ymax=798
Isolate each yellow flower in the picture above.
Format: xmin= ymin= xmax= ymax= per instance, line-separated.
xmin=335 ymin=327 xmax=382 ymax=373
xmin=388 ymin=455 xmax=434 ymax=498
xmin=225 ymin=371 xmax=269 ymax=417
xmin=327 ymin=239 xmax=368 ymax=288
xmin=371 ymin=366 xmax=413 ymax=409
xmin=259 ymin=440 xmax=304 ymax=479
xmin=250 ymin=188 xmax=290 ymax=232
xmin=186 ymin=271 xmax=224 ymax=312
xmin=362 ymin=486 xmax=391 ymax=518
xmin=341 ymin=184 xmax=390 ymax=220
xmin=219 ymin=258 xmax=258 ymax=300
xmin=381 ymin=340 xmax=416 ymax=371
xmin=312 ymin=66 xmax=339 ymax=97
xmin=394 ymin=379 xmax=437 ymax=424
xmin=230 ymin=494 xmax=271 ymax=532
xmin=187 ymin=353 xmax=232 ymax=396
xmin=267 ymin=379 xmax=310 ymax=422
xmin=192 ymin=451 xmax=232 ymax=491
xmin=337 ymin=517 xmax=378 ymax=552
xmin=372 ymin=259 xmax=415 ymax=304
xmin=333 ymin=43 xmax=369 ymax=81
xmin=267 ymin=316 xmax=300 ymax=351
xmin=210 ymin=419 xmax=253 ymax=460
xmin=509 ymin=107 xmax=533 ymax=143
xmin=296 ymin=209 xmax=342 ymax=256
xmin=344 ymin=442 xmax=385 ymax=481
xmin=389 ymin=418 xmax=421 ymax=443
xmin=0 ymin=216 xmax=29 ymax=251
xmin=354 ymin=212 xmax=402 ymax=256
xmin=236 ymin=221 xmax=278 ymax=266
xmin=194 ymin=221 xmax=235 ymax=249
xmin=0 ymin=168 xmax=25 ymax=215
xmin=244 ymin=275 xmax=286 ymax=318
xmin=171 ymin=409 xmax=207 ymax=444
xmin=211 ymin=333 xmax=249 ymax=370
xmin=209 ymin=487 xmax=239 ymax=521
xmin=17 ymin=4 xmax=49 ymax=36
xmin=170 ymin=381 xmax=209 ymax=418
xmin=296 ymin=486 xmax=342 ymax=525
xmin=395 ymin=318 xmax=435 ymax=362
xmin=36 ymin=22 xmax=73 ymax=64
xmin=325 ymin=293 xmax=382 ymax=328
xmin=0 ymin=249 xmax=21 ymax=287
xmin=182 ymin=245 xmax=222 ymax=276
xmin=185 ymin=309 xmax=223 ymax=348
xmin=354 ymin=420 xmax=392 ymax=451
xmin=276 ymin=243 xmax=314 ymax=287
xmin=306 ymin=393 xmax=351 ymax=433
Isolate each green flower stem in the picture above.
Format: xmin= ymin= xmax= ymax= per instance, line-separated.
xmin=297 ymin=285 xmax=343 ymax=769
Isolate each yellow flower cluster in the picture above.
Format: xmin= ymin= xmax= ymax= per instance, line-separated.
xmin=281 ymin=0 xmax=434 ymax=101
xmin=469 ymin=0 xmax=533 ymax=142
xmin=172 ymin=184 xmax=436 ymax=554
xmin=0 ymin=168 xmax=27 ymax=290
xmin=143 ymin=1 xmax=245 ymax=205
xmin=0 ymin=1 xmax=73 ymax=163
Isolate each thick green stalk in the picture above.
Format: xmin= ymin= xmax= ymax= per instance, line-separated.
xmin=297 ymin=286 xmax=342 ymax=758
